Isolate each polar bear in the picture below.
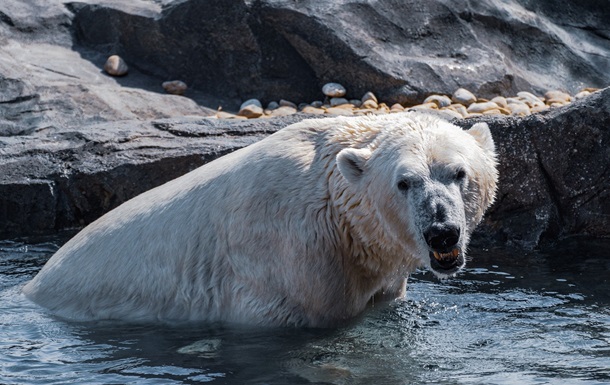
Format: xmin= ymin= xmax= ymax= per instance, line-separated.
xmin=23 ymin=112 xmax=498 ymax=327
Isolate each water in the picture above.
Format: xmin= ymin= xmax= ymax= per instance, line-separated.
xmin=1 ymin=236 xmax=609 ymax=385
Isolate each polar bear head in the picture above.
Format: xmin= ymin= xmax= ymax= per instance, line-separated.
xmin=335 ymin=114 xmax=498 ymax=278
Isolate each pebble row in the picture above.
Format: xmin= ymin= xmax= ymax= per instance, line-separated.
xmin=102 ymin=56 xmax=598 ymax=120
xmin=227 ymin=83 xmax=598 ymax=120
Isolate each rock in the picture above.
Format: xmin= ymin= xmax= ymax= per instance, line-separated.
xmin=238 ymin=99 xmax=264 ymax=118
xmin=268 ymin=105 xmax=297 ymax=117
xmin=240 ymin=98 xmax=263 ymax=110
xmin=507 ymin=101 xmax=531 ymax=116
xmin=454 ymin=87 xmax=610 ymax=248
xmin=301 ymin=106 xmax=325 ymax=115
xmin=324 ymin=107 xmax=353 ymax=116
xmin=446 ymin=104 xmax=469 ymax=117
xmin=266 ymin=101 xmax=279 ymax=110
xmin=310 ymin=101 xmax=324 ymax=108
xmin=330 ymin=97 xmax=350 ymax=107
xmin=390 ymin=103 xmax=404 ymax=112
xmin=544 ymin=90 xmax=571 ymax=104
xmin=350 ymin=99 xmax=362 ymax=108
xmin=361 ymin=99 xmax=378 ymax=109
xmin=517 ymin=91 xmax=545 ymax=108
xmin=409 ymin=102 xmax=439 ymax=111
xmin=490 ymin=96 xmax=508 ymax=109
xmin=574 ymin=91 xmax=591 ymax=99
xmin=361 ymin=91 xmax=378 ymax=104
xmin=423 ymin=94 xmax=452 ymax=108
xmin=162 ymin=80 xmax=188 ymax=95
xmin=216 ymin=111 xmax=247 ymax=119
xmin=69 ymin=1 xmax=610 ymax=109
xmin=467 ymin=101 xmax=500 ymax=113
xmin=322 ymin=83 xmax=346 ymax=98
xmin=452 ymin=88 xmax=477 ymax=106
xmin=103 ymin=55 xmax=128 ymax=76
xmin=279 ymin=99 xmax=297 ymax=109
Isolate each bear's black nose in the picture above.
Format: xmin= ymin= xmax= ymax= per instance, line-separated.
xmin=424 ymin=224 xmax=460 ymax=250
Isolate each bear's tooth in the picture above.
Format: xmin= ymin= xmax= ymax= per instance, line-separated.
xmin=433 ymin=251 xmax=441 ymax=260
xmin=451 ymin=248 xmax=459 ymax=257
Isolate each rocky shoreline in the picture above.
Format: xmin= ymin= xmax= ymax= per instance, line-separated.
xmin=0 ymin=0 xmax=608 ymax=247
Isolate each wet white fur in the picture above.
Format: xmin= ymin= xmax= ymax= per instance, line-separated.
xmin=23 ymin=113 xmax=497 ymax=327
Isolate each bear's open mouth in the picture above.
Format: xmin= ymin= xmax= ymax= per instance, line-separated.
xmin=429 ymin=248 xmax=463 ymax=274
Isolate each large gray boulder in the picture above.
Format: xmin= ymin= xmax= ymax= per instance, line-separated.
xmin=70 ymin=0 xmax=610 ymax=107
xmin=455 ymin=88 xmax=610 ymax=248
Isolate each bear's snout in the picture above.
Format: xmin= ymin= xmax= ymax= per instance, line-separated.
xmin=424 ymin=224 xmax=460 ymax=251
xmin=424 ymin=224 xmax=464 ymax=276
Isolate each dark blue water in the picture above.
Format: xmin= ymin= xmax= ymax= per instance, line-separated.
xmin=1 ymin=236 xmax=609 ymax=384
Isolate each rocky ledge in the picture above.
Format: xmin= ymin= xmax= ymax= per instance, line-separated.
xmin=1 ymin=88 xmax=608 ymax=248
xmin=0 ymin=0 xmax=608 ymax=248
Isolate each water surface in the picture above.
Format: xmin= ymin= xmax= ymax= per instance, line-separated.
xmin=1 ymin=237 xmax=609 ymax=384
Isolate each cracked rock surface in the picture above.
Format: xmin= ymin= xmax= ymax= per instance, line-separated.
xmin=0 ymin=0 xmax=608 ymax=247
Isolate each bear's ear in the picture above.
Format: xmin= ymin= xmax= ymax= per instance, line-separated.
xmin=336 ymin=147 xmax=372 ymax=184
xmin=466 ymin=122 xmax=495 ymax=155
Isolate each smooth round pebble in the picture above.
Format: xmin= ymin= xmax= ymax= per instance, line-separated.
xmin=325 ymin=107 xmax=353 ymax=116
xmin=423 ymin=94 xmax=452 ymax=108
xmin=574 ymin=91 xmax=590 ymax=99
xmin=104 ymin=55 xmax=128 ymax=76
xmin=162 ymin=80 xmax=187 ymax=95
xmin=322 ymin=82 xmax=346 ymax=98
xmin=269 ymin=106 xmax=297 ymax=117
xmin=507 ymin=102 xmax=530 ymax=116
xmin=361 ymin=91 xmax=378 ymax=103
xmin=238 ymin=104 xmax=263 ymax=118
xmin=240 ymin=98 xmax=262 ymax=110
xmin=361 ymin=99 xmax=378 ymax=109
xmin=310 ymin=101 xmax=324 ymax=108
xmin=390 ymin=103 xmax=404 ymax=111
xmin=266 ymin=101 xmax=279 ymax=110
xmin=451 ymin=88 xmax=477 ymax=106
xmin=330 ymin=97 xmax=350 ymax=107
xmin=301 ymin=106 xmax=326 ymax=115
xmin=279 ymin=99 xmax=297 ymax=109
xmin=490 ymin=96 xmax=508 ymax=109
xmin=544 ymin=90 xmax=571 ymax=103
xmin=467 ymin=101 xmax=499 ymax=114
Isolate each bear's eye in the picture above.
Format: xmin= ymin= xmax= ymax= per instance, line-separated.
xmin=454 ymin=169 xmax=467 ymax=181
xmin=397 ymin=179 xmax=410 ymax=191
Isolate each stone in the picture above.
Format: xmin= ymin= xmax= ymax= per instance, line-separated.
xmin=574 ymin=91 xmax=591 ymax=99
xmin=423 ymin=94 xmax=452 ymax=108
xmin=104 ymin=55 xmax=129 ymax=76
xmin=324 ymin=107 xmax=353 ymax=115
xmin=490 ymin=96 xmax=508 ymax=109
xmin=390 ymin=103 xmax=404 ymax=111
xmin=267 ymin=101 xmax=279 ymax=110
xmin=301 ymin=106 xmax=326 ymax=115
xmin=70 ymin=1 xmax=610 ymax=109
xmin=438 ymin=108 xmax=464 ymax=119
xmin=162 ymin=80 xmax=188 ymax=95
xmin=240 ymin=98 xmax=263 ymax=110
xmin=238 ymin=104 xmax=264 ymax=119
xmin=322 ymin=83 xmax=346 ymax=98
xmin=310 ymin=101 xmax=324 ymax=108
xmin=361 ymin=99 xmax=378 ymax=109
xmin=330 ymin=97 xmax=350 ymax=107
xmin=507 ymin=102 xmax=531 ymax=116
xmin=517 ymin=92 xmax=545 ymax=108
xmin=350 ymin=99 xmax=362 ymax=108
xmin=279 ymin=99 xmax=297 ymax=109
xmin=409 ymin=102 xmax=439 ymax=111
xmin=544 ymin=90 xmax=571 ymax=104
xmin=216 ymin=111 xmax=247 ymax=119
xmin=268 ymin=105 xmax=297 ymax=116
xmin=467 ymin=101 xmax=500 ymax=114
xmin=361 ymin=91 xmax=378 ymax=103
xmin=452 ymin=88 xmax=477 ymax=106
